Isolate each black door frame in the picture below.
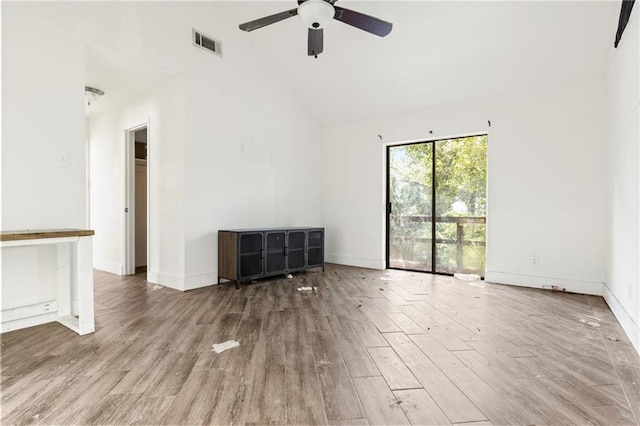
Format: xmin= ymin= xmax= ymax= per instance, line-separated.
xmin=385 ymin=134 xmax=487 ymax=275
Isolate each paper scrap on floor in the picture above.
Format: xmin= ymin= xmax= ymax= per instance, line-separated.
xmin=212 ymin=340 xmax=240 ymax=353
xmin=579 ymin=319 xmax=600 ymax=328
xmin=297 ymin=286 xmax=318 ymax=292
xmin=454 ymin=273 xmax=481 ymax=281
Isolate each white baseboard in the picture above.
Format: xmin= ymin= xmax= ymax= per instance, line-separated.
xmin=325 ymin=254 xmax=385 ymax=270
xmin=1 ymin=312 xmax=58 ymax=333
xmin=147 ymin=270 xmax=184 ymax=291
xmin=484 ymin=271 xmax=604 ymax=296
xmin=184 ymin=272 xmax=219 ymax=291
xmin=603 ymin=285 xmax=640 ymax=355
xmin=93 ymin=260 xmax=122 ymax=275
xmin=147 ymin=270 xmax=219 ymax=291
xmin=2 ymin=301 xmax=58 ymax=323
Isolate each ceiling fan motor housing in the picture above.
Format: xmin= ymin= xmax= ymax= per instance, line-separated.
xmin=298 ymin=0 xmax=335 ymax=29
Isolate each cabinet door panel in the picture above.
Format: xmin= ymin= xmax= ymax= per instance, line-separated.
xmin=240 ymin=233 xmax=263 ymax=254
xmin=240 ymin=254 xmax=263 ymax=277
xmin=287 ymin=231 xmax=306 ymax=270
xmin=240 ymin=233 xmax=263 ymax=278
xmin=307 ymin=230 xmax=324 ymax=267
xmin=266 ymin=232 xmax=286 ymax=274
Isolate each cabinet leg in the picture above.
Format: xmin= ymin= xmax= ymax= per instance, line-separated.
xmin=235 ymin=280 xmax=239 ymax=290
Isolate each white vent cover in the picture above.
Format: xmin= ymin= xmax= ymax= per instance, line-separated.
xmin=193 ymin=29 xmax=222 ymax=57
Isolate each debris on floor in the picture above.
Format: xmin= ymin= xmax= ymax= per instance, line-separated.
xmin=607 ymin=336 xmax=620 ymax=341
xmin=212 ymin=340 xmax=240 ymax=353
xmin=585 ymin=315 xmax=602 ymax=322
xmin=286 ymin=274 xmax=293 ymax=279
xmin=454 ymin=273 xmax=481 ymax=281
xmin=296 ymin=286 xmax=317 ymax=292
xmin=579 ymin=319 xmax=601 ymax=328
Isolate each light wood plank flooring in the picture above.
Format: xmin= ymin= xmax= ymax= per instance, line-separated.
xmin=2 ymin=264 xmax=639 ymax=425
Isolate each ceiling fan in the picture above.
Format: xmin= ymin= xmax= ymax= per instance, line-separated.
xmin=238 ymin=0 xmax=393 ymax=58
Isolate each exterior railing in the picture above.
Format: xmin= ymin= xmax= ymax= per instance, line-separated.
xmin=389 ymin=215 xmax=486 ymax=274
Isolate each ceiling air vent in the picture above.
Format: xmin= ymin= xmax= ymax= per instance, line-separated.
xmin=193 ymin=29 xmax=222 ymax=57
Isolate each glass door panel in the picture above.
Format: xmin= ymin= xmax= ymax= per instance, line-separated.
xmin=388 ymin=144 xmax=433 ymax=272
xmin=307 ymin=230 xmax=324 ymax=267
xmin=239 ymin=233 xmax=263 ymax=278
xmin=287 ymin=231 xmax=306 ymax=270
xmin=434 ymin=136 xmax=487 ymax=276
xmin=266 ymin=231 xmax=286 ymax=273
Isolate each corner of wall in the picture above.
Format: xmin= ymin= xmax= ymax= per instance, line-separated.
xmin=603 ymin=283 xmax=640 ymax=354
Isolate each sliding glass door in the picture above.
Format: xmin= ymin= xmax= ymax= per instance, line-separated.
xmin=387 ymin=135 xmax=487 ymax=276
xmin=387 ymin=143 xmax=434 ymax=271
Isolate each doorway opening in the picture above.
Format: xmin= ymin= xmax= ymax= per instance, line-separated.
xmin=386 ymin=135 xmax=487 ymax=277
xmin=124 ymin=124 xmax=149 ymax=276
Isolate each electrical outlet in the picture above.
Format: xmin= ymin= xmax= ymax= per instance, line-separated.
xmin=531 ymin=255 xmax=539 ymax=267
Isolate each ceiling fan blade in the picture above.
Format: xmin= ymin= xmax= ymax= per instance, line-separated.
xmin=239 ymin=8 xmax=298 ymax=32
xmin=333 ymin=6 xmax=392 ymax=37
xmin=308 ymin=28 xmax=324 ymax=57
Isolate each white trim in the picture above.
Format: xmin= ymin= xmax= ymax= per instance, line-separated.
xmin=603 ymin=285 xmax=640 ymax=356
xmin=1 ymin=301 xmax=58 ymax=323
xmin=184 ymin=272 xmax=219 ymax=290
xmin=93 ymin=260 xmax=122 ymax=275
xmin=485 ymin=270 xmax=604 ymax=296
xmin=147 ymin=270 xmax=184 ymax=291
xmin=145 ymin=118 xmax=151 ymax=276
xmin=146 ymin=271 xmax=219 ymax=291
xmin=123 ymin=121 xmax=149 ymax=276
xmin=1 ymin=313 xmax=58 ymax=333
xmin=325 ymin=254 xmax=385 ymax=270
xmin=124 ymin=126 xmax=135 ymax=275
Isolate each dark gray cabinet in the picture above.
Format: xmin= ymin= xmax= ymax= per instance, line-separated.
xmin=218 ymin=227 xmax=324 ymax=288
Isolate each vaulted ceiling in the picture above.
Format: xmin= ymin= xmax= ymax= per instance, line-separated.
xmin=13 ymin=1 xmax=619 ymax=124
xmin=221 ymin=1 xmax=619 ymax=124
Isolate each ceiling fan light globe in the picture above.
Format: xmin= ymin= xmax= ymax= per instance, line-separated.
xmin=298 ymin=0 xmax=334 ymax=29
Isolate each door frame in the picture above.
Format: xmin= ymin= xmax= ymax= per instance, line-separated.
xmin=385 ymin=132 xmax=488 ymax=275
xmin=124 ymin=121 xmax=150 ymax=276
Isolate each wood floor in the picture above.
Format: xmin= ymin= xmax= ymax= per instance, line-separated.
xmin=2 ymin=264 xmax=640 ymax=425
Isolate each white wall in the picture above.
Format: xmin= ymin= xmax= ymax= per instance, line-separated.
xmin=2 ymin=8 xmax=86 ymax=330
xmin=89 ymin=77 xmax=186 ymax=287
xmin=323 ymin=78 xmax=608 ymax=296
xmin=84 ymin=2 xmax=323 ymax=290
xmin=605 ymin=4 xmax=640 ymax=353
xmin=182 ymin=45 xmax=323 ymax=290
